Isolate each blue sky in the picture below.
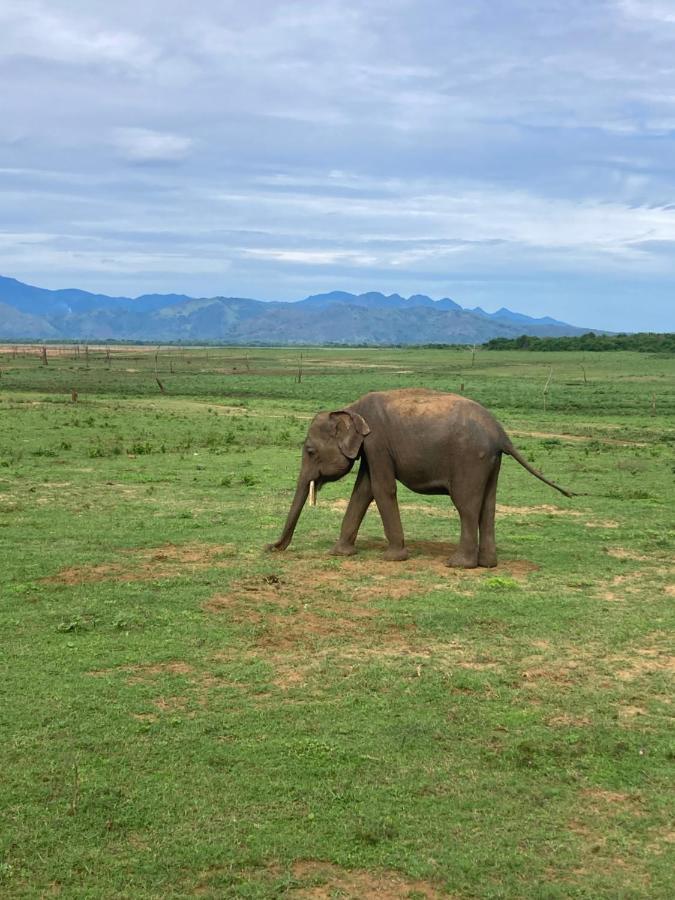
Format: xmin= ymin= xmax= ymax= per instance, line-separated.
xmin=1 ymin=0 xmax=675 ymax=330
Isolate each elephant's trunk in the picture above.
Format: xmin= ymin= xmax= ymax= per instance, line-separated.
xmin=270 ymin=473 xmax=312 ymax=550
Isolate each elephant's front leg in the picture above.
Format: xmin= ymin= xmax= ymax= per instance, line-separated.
xmin=372 ymin=466 xmax=408 ymax=561
xmin=330 ymin=462 xmax=373 ymax=556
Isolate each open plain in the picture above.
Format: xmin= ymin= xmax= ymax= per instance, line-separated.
xmin=1 ymin=345 xmax=673 ymax=898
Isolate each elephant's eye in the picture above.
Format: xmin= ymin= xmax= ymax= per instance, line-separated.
xmin=305 ymin=445 xmax=316 ymax=455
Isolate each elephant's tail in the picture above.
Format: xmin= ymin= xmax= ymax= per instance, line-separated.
xmin=502 ymin=441 xmax=575 ymax=498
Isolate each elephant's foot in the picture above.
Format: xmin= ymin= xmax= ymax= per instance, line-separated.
xmin=446 ymin=550 xmax=478 ymax=569
xmin=478 ymin=549 xmax=498 ymax=568
xmin=265 ymin=542 xmax=286 ymax=553
xmin=329 ymin=541 xmax=357 ymax=557
xmin=382 ymin=546 xmax=409 ymax=562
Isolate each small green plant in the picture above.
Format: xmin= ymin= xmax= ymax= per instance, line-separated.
xmin=484 ymin=576 xmax=520 ymax=590
xmin=56 ymin=615 xmax=95 ymax=633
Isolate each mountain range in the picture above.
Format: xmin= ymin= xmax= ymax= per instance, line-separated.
xmin=0 ymin=276 xmax=596 ymax=344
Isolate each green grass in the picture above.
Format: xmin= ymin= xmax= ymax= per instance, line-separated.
xmin=1 ymin=345 xmax=673 ymax=898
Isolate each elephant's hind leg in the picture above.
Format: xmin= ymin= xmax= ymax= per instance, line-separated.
xmin=330 ymin=461 xmax=373 ymax=556
xmin=478 ymin=457 xmax=501 ymax=567
xmin=447 ymin=460 xmax=494 ymax=568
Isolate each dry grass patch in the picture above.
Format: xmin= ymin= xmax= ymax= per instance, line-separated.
xmin=90 ymin=660 xmax=195 ymax=682
xmin=205 ymin=548 xmax=538 ymax=689
xmin=344 ymin=540 xmax=539 ymax=581
xmin=289 ymin=860 xmax=445 ymax=899
xmin=43 ymin=542 xmax=234 ymax=585
xmin=562 ymin=787 xmax=653 ymax=890
xmin=614 ymin=649 xmax=675 ymax=681
xmin=547 ymin=713 xmax=593 ymax=727
xmin=606 ymin=547 xmax=652 ymax=562
xmin=496 ymin=503 xmax=583 ymax=517
xmin=510 ymin=429 xmax=647 ymax=447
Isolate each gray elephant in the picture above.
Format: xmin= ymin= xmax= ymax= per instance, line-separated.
xmin=267 ymin=388 xmax=573 ymax=568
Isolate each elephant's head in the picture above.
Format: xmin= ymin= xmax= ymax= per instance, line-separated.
xmin=268 ymin=408 xmax=370 ymax=551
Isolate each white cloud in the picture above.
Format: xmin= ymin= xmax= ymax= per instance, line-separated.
xmin=0 ymin=1 xmax=158 ymax=71
xmin=113 ymin=128 xmax=194 ymax=163
xmin=618 ymin=0 xmax=675 ymax=25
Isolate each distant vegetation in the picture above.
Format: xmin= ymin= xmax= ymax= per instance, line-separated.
xmin=484 ymin=332 xmax=675 ymax=353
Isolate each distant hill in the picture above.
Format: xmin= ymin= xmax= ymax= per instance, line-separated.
xmin=0 ymin=276 xmax=598 ymax=344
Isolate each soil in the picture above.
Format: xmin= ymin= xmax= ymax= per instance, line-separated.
xmin=289 ymin=860 xmax=445 ymax=899
xmin=42 ymin=542 xmax=234 ymax=584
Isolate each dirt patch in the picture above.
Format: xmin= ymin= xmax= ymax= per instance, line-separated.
xmin=510 ymin=429 xmax=647 ymax=447
xmin=344 ymin=540 xmax=539 ymax=580
xmin=290 ymin=860 xmax=444 ymax=899
xmin=617 ymin=705 xmax=648 ymax=723
xmin=204 ymin=548 xmax=536 ymax=663
xmin=520 ymin=662 xmax=582 ymax=686
xmin=90 ymin=660 xmax=196 ymax=683
xmin=581 ymin=788 xmax=636 ymax=806
xmin=327 ymin=498 xmax=583 ymax=521
xmin=152 ymin=695 xmax=190 ymax=712
xmin=547 ymin=714 xmax=592 ymax=727
xmin=606 ymin=547 xmax=652 ymax=562
xmin=496 ymin=503 xmax=582 ymax=517
xmin=43 ymin=542 xmax=234 ymax=585
xmin=596 ymin=564 xmax=674 ymax=602
xmin=585 ymin=520 xmax=620 ymax=529
xmin=327 ymin=498 xmax=449 ymax=518
xmin=614 ymin=648 xmax=675 ymax=681
xmin=204 ymin=569 xmax=384 ymax=654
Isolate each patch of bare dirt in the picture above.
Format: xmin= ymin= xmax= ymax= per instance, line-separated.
xmin=496 ymin=503 xmax=582 ymax=517
xmin=596 ymin=563 xmax=675 ymax=602
xmin=327 ymin=498 xmax=584 ymax=521
xmin=606 ymin=547 xmax=651 ymax=562
xmin=345 ymin=540 xmax=539 ymax=580
xmin=617 ymin=705 xmax=648 ymax=723
xmin=520 ymin=662 xmax=583 ymax=686
xmin=327 ymin=498 xmax=448 ymax=517
xmin=131 ymin=712 xmax=158 ymax=723
xmin=152 ymin=695 xmax=190 ymax=712
xmin=547 ymin=714 xmax=592 ymax=727
xmin=289 ymin=860 xmax=445 ymax=899
xmin=204 ymin=548 xmax=536 ymax=665
xmin=614 ymin=648 xmax=675 ymax=681
xmin=581 ymin=788 xmax=636 ymax=806
xmin=510 ymin=429 xmax=647 ymax=447
xmin=585 ymin=520 xmax=619 ymax=529
xmin=43 ymin=542 xmax=234 ymax=585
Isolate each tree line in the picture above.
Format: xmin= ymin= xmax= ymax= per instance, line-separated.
xmin=483 ymin=332 xmax=675 ymax=353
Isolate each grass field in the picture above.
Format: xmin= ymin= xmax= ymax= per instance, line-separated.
xmin=1 ymin=344 xmax=673 ymax=898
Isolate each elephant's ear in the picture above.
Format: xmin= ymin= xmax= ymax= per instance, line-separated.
xmin=330 ymin=410 xmax=371 ymax=459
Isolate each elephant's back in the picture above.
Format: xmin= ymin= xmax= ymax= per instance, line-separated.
xmin=355 ymin=388 xmax=502 ymax=434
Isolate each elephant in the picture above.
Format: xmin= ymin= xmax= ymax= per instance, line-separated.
xmin=267 ymin=388 xmax=573 ymax=568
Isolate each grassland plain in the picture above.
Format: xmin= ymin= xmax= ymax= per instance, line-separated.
xmin=0 ymin=345 xmax=673 ymax=899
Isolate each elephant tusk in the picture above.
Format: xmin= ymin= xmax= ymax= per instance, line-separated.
xmin=309 ymin=480 xmax=316 ymax=506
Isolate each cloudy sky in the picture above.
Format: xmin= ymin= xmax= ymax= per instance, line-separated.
xmin=2 ymin=0 xmax=675 ymax=330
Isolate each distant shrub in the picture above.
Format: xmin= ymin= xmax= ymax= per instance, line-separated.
xmin=129 ymin=440 xmax=152 ymax=455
